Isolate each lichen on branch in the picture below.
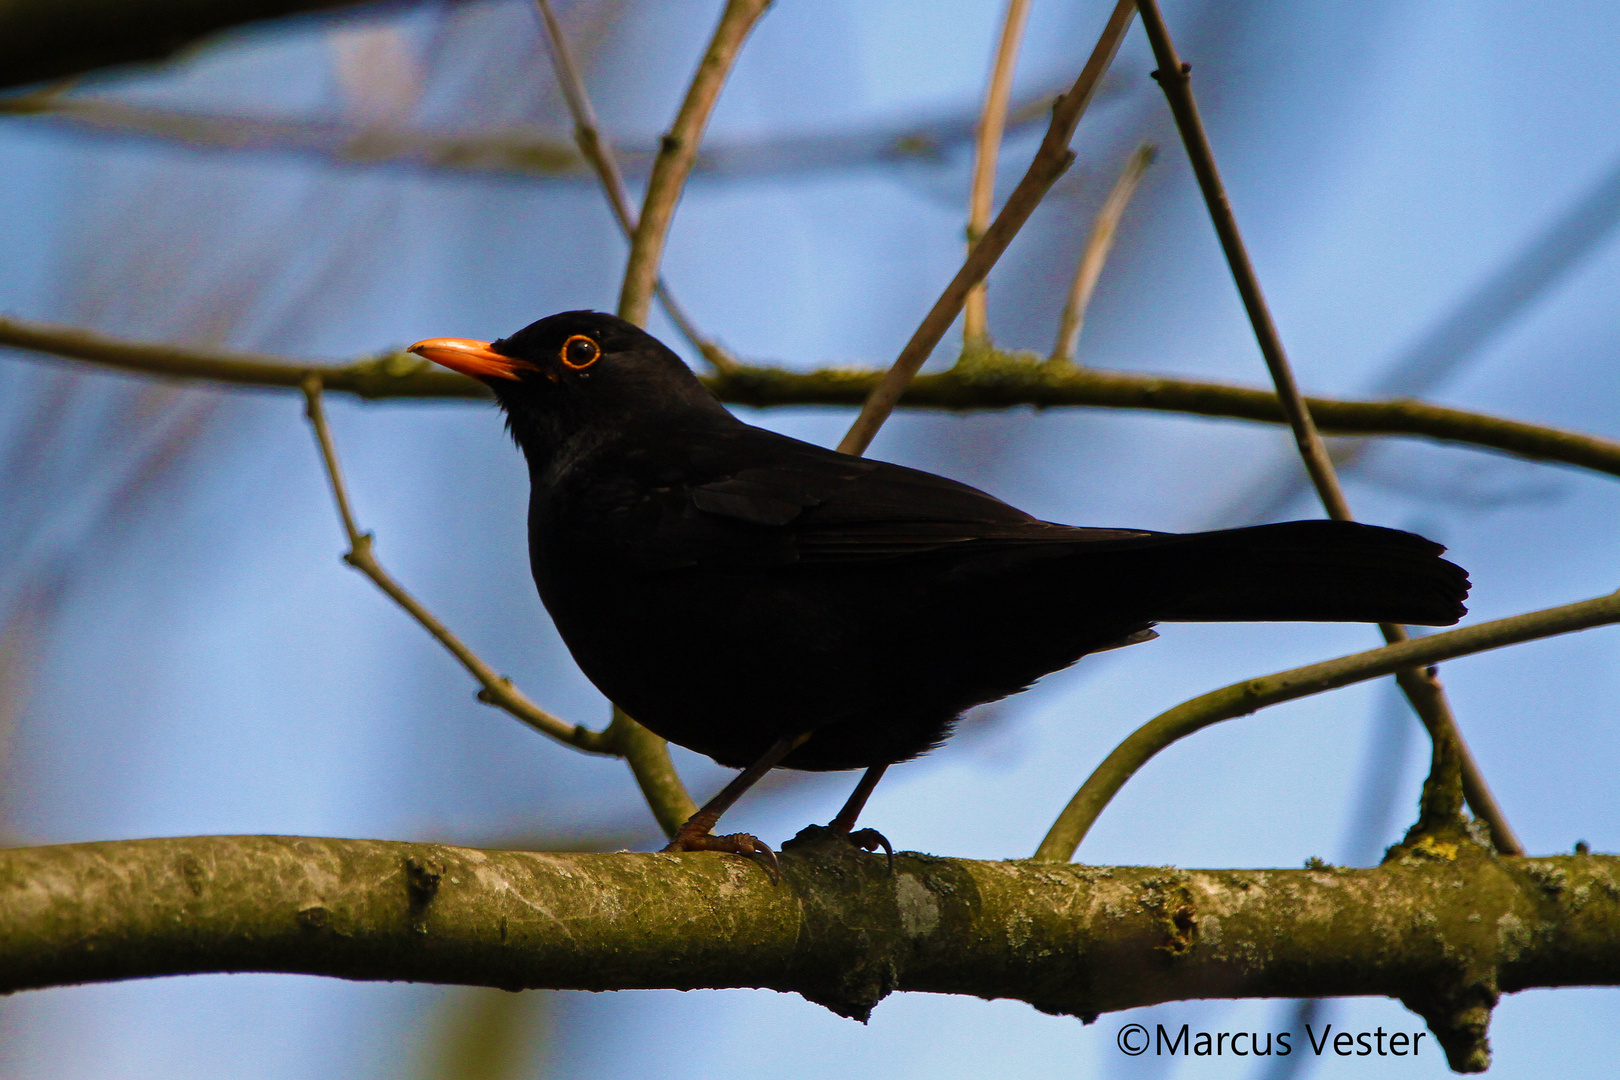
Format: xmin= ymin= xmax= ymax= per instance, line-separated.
xmin=1 ymin=830 xmax=1615 ymax=1073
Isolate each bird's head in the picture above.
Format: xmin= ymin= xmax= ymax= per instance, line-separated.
xmin=409 ymin=311 xmax=729 ymax=462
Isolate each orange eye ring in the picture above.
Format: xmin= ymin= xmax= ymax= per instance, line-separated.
xmin=560 ymin=334 xmax=600 ymax=370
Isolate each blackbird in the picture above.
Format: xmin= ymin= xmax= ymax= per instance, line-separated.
xmin=410 ymin=311 xmax=1468 ymax=865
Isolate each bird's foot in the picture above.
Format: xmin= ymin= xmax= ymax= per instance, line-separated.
xmin=840 ymin=826 xmax=894 ymax=871
xmin=662 ymin=826 xmax=779 ymax=880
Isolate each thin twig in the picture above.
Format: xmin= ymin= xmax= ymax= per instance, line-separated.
xmin=534 ymin=0 xmax=735 ymax=372
xmin=299 ymin=376 xmax=613 ymax=755
xmin=617 ymin=0 xmax=770 ymax=328
xmin=1135 ymin=0 xmax=1521 ymax=854
xmin=10 ymin=320 xmax=1620 ymax=483
xmin=1050 ymin=143 xmax=1155 ymax=364
xmin=1135 ymin=1 xmax=1346 ymax=518
xmin=1033 ymin=585 xmax=1620 ymax=862
xmin=300 ymin=383 xmax=718 ymax=836
xmin=836 ymin=0 xmax=1135 ymax=456
xmin=961 ymin=0 xmax=1033 ymax=348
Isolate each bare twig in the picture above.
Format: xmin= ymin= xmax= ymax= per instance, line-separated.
xmin=1033 ymin=585 xmax=1620 ymax=862
xmin=1049 ymin=143 xmax=1155 ymax=364
xmin=301 ymin=365 xmax=703 ymax=833
xmin=1135 ymin=1 xmax=1345 ymax=518
xmin=533 ymin=0 xmax=735 ymax=372
xmin=837 ymin=0 xmax=1135 ymax=456
xmin=1135 ymin=0 xmax=1521 ymax=854
xmin=617 ymin=0 xmax=770 ymax=328
xmin=10 ymin=320 xmax=1620 ymax=483
xmin=299 ymin=376 xmax=613 ymax=754
xmin=961 ymin=0 xmax=1033 ymax=348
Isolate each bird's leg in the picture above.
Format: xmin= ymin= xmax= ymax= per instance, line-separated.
xmin=663 ymin=731 xmax=810 ymax=875
xmin=827 ymin=763 xmax=893 ymax=864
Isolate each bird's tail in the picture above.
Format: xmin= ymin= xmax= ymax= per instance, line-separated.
xmin=1103 ymin=520 xmax=1469 ymax=626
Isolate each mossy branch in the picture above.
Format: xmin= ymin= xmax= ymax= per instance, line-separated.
xmin=7 ymin=319 xmax=1619 ymax=481
xmin=2 ymin=831 xmax=1616 ymax=1073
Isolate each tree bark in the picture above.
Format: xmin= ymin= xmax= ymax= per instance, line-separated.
xmin=2 ymin=828 xmax=1615 ymax=1072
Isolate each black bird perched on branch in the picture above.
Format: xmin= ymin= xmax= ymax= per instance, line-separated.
xmin=410 ymin=311 xmax=1469 ymax=866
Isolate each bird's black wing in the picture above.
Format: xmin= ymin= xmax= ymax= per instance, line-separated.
xmin=606 ymin=423 xmax=1152 ymax=569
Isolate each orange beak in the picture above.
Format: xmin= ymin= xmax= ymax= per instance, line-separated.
xmin=408 ymin=338 xmax=536 ymax=382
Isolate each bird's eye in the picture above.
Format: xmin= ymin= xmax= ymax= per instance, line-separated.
xmin=560 ymin=334 xmax=600 ymax=370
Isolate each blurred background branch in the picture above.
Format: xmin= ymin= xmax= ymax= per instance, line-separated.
xmin=1049 ymin=142 xmax=1154 ymax=364
xmin=0 ymin=84 xmax=1068 ymax=180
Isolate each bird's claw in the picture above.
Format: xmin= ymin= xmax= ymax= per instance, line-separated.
xmin=663 ymin=828 xmax=780 ymax=881
xmin=845 ymin=827 xmax=895 ymax=871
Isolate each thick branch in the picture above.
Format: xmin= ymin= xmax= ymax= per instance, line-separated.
xmin=1 ymin=831 xmax=1615 ymax=1073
